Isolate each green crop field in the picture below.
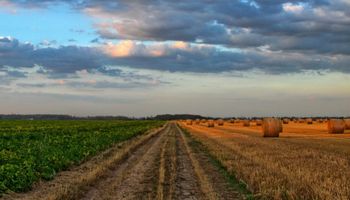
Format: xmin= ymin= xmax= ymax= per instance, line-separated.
xmin=0 ymin=120 xmax=164 ymax=195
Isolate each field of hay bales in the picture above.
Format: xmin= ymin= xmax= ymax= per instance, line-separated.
xmin=179 ymin=119 xmax=350 ymax=199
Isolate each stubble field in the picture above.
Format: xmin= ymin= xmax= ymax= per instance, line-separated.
xmin=180 ymin=120 xmax=350 ymax=199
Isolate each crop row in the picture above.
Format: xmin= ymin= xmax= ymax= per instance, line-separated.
xmin=0 ymin=120 xmax=164 ymax=195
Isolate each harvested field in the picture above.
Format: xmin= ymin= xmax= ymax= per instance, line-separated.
xmin=180 ymin=121 xmax=350 ymax=199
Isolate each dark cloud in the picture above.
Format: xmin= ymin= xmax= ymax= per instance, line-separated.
xmin=66 ymin=80 xmax=161 ymax=89
xmin=0 ymin=37 xmax=104 ymax=75
xmin=16 ymin=80 xmax=163 ymax=90
xmin=1 ymin=36 xmax=350 ymax=75
xmin=90 ymin=38 xmax=100 ymax=43
xmin=5 ymin=0 xmax=350 ymax=56
xmin=73 ymin=0 xmax=350 ymax=56
xmin=16 ymin=83 xmax=46 ymax=88
xmin=93 ymin=66 xmax=121 ymax=76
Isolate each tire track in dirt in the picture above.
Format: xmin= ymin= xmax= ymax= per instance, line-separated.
xmin=159 ymin=124 xmax=177 ymax=199
xmin=156 ymin=135 xmax=168 ymax=200
xmin=78 ymin=124 xmax=171 ymax=200
xmin=172 ymin=123 xmax=206 ymax=200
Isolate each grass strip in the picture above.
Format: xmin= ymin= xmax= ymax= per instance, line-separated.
xmin=180 ymin=126 xmax=255 ymax=200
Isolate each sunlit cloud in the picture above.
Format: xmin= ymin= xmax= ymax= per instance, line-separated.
xmin=172 ymin=41 xmax=190 ymax=50
xmin=104 ymin=40 xmax=136 ymax=57
xmin=0 ymin=0 xmax=18 ymax=14
xmin=283 ymin=3 xmax=304 ymax=13
xmin=103 ymin=40 xmax=192 ymax=58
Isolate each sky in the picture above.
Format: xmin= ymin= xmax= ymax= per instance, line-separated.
xmin=0 ymin=0 xmax=349 ymax=117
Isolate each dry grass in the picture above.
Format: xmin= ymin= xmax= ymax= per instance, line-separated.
xmin=180 ymin=122 xmax=350 ymax=199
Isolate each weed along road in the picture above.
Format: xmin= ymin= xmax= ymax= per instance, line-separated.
xmin=6 ymin=122 xmax=243 ymax=200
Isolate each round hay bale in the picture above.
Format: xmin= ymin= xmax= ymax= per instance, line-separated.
xmin=256 ymin=120 xmax=262 ymax=126
xmin=299 ymin=119 xmax=305 ymax=123
xmin=243 ymin=120 xmax=250 ymax=127
xmin=262 ymin=118 xmax=281 ymax=137
xmin=186 ymin=120 xmax=193 ymax=125
xmin=278 ymin=119 xmax=283 ymax=132
xmin=344 ymin=119 xmax=350 ymax=130
xmin=217 ymin=119 xmax=224 ymax=126
xmin=328 ymin=119 xmax=345 ymax=134
xmin=282 ymin=118 xmax=289 ymax=124
xmin=195 ymin=119 xmax=200 ymax=124
xmin=306 ymin=118 xmax=313 ymax=125
xmin=207 ymin=120 xmax=215 ymax=127
xmin=229 ymin=119 xmax=235 ymax=123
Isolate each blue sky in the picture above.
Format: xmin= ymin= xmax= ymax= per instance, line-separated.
xmin=0 ymin=0 xmax=349 ymax=117
xmin=0 ymin=4 xmax=96 ymax=45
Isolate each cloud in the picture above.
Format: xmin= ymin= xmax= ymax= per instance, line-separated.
xmin=282 ymin=3 xmax=304 ymax=13
xmin=0 ymin=0 xmax=18 ymax=14
xmin=90 ymin=38 xmax=100 ymax=43
xmin=2 ymin=36 xmax=350 ymax=76
xmin=102 ymin=40 xmax=191 ymax=58
xmin=75 ymin=0 xmax=350 ymax=56
xmin=104 ymin=40 xmax=137 ymax=57
xmin=39 ymin=40 xmax=57 ymax=47
xmin=16 ymin=80 xmax=161 ymax=90
xmin=68 ymin=39 xmax=77 ymax=42
xmin=5 ymin=69 xmax=27 ymax=78
xmin=0 ymin=37 xmax=104 ymax=76
xmin=4 ymin=1 xmax=350 ymax=56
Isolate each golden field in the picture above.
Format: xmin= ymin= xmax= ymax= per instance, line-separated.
xmin=180 ymin=120 xmax=350 ymax=199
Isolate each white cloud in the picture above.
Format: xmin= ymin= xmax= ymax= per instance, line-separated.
xmin=103 ymin=40 xmax=195 ymax=58
xmin=283 ymin=3 xmax=304 ymax=13
xmin=0 ymin=0 xmax=18 ymax=14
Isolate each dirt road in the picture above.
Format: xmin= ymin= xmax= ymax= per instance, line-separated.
xmin=77 ymin=122 xmax=241 ymax=200
xmin=5 ymin=122 xmax=241 ymax=200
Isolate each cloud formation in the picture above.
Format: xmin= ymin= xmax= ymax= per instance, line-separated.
xmin=4 ymin=1 xmax=350 ymax=54
xmin=1 ymin=36 xmax=350 ymax=77
xmin=80 ymin=0 xmax=350 ymax=56
xmin=1 ymin=0 xmax=350 ymax=76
